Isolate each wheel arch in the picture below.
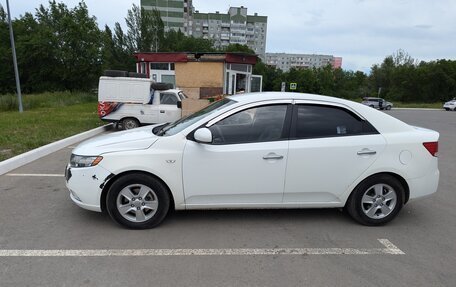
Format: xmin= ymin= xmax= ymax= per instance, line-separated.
xmin=100 ymin=170 xmax=175 ymax=213
xmin=346 ymin=172 xmax=410 ymax=206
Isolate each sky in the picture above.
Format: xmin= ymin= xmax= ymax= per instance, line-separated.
xmin=3 ymin=0 xmax=456 ymax=72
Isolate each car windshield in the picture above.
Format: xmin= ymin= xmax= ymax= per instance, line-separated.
xmin=155 ymin=98 xmax=235 ymax=136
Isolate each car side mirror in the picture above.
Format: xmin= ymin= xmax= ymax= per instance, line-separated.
xmin=194 ymin=128 xmax=212 ymax=143
xmin=177 ymin=101 xmax=182 ymax=109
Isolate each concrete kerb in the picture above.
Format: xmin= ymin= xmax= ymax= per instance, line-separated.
xmin=392 ymin=108 xmax=442 ymax=111
xmin=0 ymin=124 xmax=113 ymax=176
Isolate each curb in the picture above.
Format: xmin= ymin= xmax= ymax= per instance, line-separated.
xmin=391 ymin=108 xmax=442 ymax=111
xmin=0 ymin=124 xmax=113 ymax=176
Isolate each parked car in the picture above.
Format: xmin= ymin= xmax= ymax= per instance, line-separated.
xmin=362 ymin=97 xmax=393 ymax=110
xmin=97 ymin=72 xmax=186 ymax=130
xmin=443 ymin=98 xmax=456 ymax=111
xmin=65 ymin=92 xmax=439 ymax=229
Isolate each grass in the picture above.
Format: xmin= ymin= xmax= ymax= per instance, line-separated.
xmin=0 ymin=91 xmax=96 ymax=112
xmin=0 ymin=93 xmax=103 ymax=161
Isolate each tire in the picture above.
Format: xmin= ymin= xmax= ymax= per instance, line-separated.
xmin=346 ymin=174 xmax=404 ymax=226
xmin=106 ymin=173 xmax=170 ymax=229
xmin=385 ymin=105 xmax=392 ymax=110
xmin=369 ymin=105 xmax=375 ymax=108
xmin=121 ymin=118 xmax=140 ymax=130
xmin=151 ymin=82 xmax=173 ymax=91
xmin=128 ymin=72 xmax=148 ymax=78
xmin=104 ymin=70 xmax=128 ymax=77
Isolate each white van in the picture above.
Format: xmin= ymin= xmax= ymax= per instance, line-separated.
xmin=97 ymin=74 xmax=186 ymax=129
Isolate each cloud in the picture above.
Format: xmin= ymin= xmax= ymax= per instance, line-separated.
xmin=8 ymin=0 xmax=456 ymax=71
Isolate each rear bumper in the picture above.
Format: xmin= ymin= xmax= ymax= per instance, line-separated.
xmin=407 ymin=169 xmax=440 ymax=200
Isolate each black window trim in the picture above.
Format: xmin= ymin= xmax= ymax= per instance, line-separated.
xmin=188 ymin=103 xmax=293 ymax=145
xmin=289 ymin=103 xmax=379 ymax=140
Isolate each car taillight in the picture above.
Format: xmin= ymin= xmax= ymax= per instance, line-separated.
xmin=423 ymin=142 xmax=438 ymax=157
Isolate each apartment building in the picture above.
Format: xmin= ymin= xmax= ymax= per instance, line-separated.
xmin=141 ymin=1 xmax=267 ymax=58
xmin=265 ymin=53 xmax=343 ymax=72
xmin=141 ymin=0 xmax=194 ymax=35
xmin=192 ymin=7 xmax=267 ymax=58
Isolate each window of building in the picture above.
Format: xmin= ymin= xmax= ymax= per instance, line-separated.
xmin=150 ymin=63 xmax=170 ymax=70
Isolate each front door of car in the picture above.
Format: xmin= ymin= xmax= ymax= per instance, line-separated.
xmin=182 ymin=102 xmax=292 ymax=206
xmin=158 ymin=92 xmax=181 ymax=123
xmin=283 ymin=103 xmax=386 ymax=204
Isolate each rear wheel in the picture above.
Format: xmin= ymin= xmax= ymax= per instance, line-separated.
xmin=106 ymin=173 xmax=170 ymax=229
xmin=121 ymin=118 xmax=139 ymax=130
xmin=347 ymin=174 xmax=404 ymax=226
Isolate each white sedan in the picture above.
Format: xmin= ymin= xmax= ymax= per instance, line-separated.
xmin=443 ymin=99 xmax=456 ymax=111
xmin=65 ymin=92 xmax=440 ymax=228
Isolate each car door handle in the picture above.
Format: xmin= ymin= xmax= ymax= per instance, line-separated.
xmin=160 ymin=110 xmax=165 ymax=113
xmin=263 ymin=153 xmax=284 ymax=160
xmin=357 ymin=149 xmax=377 ymax=156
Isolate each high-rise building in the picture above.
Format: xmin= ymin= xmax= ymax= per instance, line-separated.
xmin=141 ymin=0 xmax=194 ymax=35
xmin=141 ymin=1 xmax=267 ymax=58
xmin=265 ymin=53 xmax=343 ymax=72
xmin=192 ymin=7 xmax=267 ymax=58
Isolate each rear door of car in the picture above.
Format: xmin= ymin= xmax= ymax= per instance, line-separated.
xmin=283 ymin=102 xmax=386 ymax=204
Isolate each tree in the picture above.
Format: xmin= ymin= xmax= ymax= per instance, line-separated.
xmin=223 ymin=44 xmax=255 ymax=54
xmin=125 ymin=5 xmax=164 ymax=53
xmin=101 ymin=24 xmax=135 ymax=71
xmin=0 ymin=5 xmax=14 ymax=93
xmin=253 ymin=61 xmax=284 ymax=91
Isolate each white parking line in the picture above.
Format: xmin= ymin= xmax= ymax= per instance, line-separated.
xmin=6 ymin=173 xmax=63 ymax=177
xmin=0 ymin=239 xmax=404 ymax=257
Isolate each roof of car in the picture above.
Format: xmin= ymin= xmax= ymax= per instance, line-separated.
xmin=229 ymin=92 xmax=349 ymax=105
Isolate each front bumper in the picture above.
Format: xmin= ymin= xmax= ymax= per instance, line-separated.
xmin=65 ymin=164 xmax=113 ymax=212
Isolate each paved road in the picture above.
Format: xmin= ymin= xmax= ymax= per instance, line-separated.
xmin=0 ymin=110 xmax=455 ymax=286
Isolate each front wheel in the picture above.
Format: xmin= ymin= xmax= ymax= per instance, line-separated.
xmin=106 ymin=173 xmax=170 ymax=229
xmin=346 ymin=174 xmax=404 ymax=226
xmin=385 ymin=105 xmax=392 ymax=110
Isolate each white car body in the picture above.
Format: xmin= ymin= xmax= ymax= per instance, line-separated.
xmin=100 ymin=89 xmax=184 ymax=125
xmin=443 ymin=99 xmax=456 ymax=111
xmin=98 ymin=76 xmax=185 ymax=127
xmin=65 ymin=92 xmax=439 ymax=226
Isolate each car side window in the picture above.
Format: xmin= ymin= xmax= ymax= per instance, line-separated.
xmin=293 ymin=104 xmax=377 ymax=139
xmin=209 ymin=104 xmax=288 ymax=145
xmin=160 ymin=93 xmax=178 ymax=105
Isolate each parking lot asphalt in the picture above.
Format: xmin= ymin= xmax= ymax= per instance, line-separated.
xmin=0 ymin=110 xmax=455 ymax=287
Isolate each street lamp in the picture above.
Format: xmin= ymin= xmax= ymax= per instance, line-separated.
xmin=6 ymin=0 xmax=23 ymax=113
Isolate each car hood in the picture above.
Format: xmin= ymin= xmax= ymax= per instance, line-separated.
xmin=445 ymin=100 xmax=456 ymax=104
xmin=73 ymin=125 xmax=159 ymax=156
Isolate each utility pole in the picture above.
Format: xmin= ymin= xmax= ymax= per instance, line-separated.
xmin=6 ymin=0 xmax=23 ymax=113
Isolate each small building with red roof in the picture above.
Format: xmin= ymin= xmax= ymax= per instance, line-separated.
xmin=134 ymin=52 xmax=262 ymax=99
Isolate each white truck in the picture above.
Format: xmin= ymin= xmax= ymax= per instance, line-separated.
xmin=97 ymin=73 xmax=186 ymax=129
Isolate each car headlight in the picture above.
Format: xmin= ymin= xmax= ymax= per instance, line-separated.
xmin=70 ymin=154 xmax=103 ymax=168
